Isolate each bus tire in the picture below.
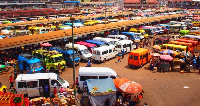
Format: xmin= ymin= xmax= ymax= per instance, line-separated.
xmin=103 ymin=58 xmax=106 ymax=63
xmin=50 ymin=67 xmax=55 ymax=73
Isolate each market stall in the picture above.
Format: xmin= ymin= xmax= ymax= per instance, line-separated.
xmin=85 ymin=78 xmax=116 ymax=106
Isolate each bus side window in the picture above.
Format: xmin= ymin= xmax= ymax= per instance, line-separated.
xmin=110 ymin=76 xmax=116 ymax=79
xmin=109 ymin=49 xmax=112 ymax=53
xmin=27 ymin=81 xmax=38 ymax=88
xmin=99 ymin=76 xmax=108 ymax=79
xmin=18 ymin=82 xmax=27 ymax=88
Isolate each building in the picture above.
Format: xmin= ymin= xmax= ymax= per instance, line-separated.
xmin=168 ymin=0 xmax=200 ymax=9
xmin=124 ymin=0 xmax=160 ymax=9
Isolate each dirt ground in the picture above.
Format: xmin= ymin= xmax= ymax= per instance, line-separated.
xmin=1 ymin=45 xmax=200 ymax=106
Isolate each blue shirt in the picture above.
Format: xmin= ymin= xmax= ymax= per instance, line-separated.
xmin=122 ymin=50 xmax=125 ymax=54
xmin=193 ymin=59 xmax=196 ymax=64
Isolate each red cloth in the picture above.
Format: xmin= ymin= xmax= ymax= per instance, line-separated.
xmin=54 ymin=88 xmax=57 ymax=96
xmin=9 ymin=77 xmax=13 ymax=83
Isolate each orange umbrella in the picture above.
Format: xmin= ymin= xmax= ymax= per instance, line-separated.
xmin=113 ymin=78 xmax=130 ymax=88
xmin=119 ymin=81 xmax=142 ymax=94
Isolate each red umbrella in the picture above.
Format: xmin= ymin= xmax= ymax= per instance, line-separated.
xmin=41 ymin=42 xmax=52 ymax=47
xmin=119 ymin=81 xmax=142 ymax=94
xmin=113 ymin=78 xmax=130 ymax=88
xmin=160 ymin=55 xmax=174 ymax=61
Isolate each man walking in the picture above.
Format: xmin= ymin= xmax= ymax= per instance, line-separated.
xmin=9 ymin=75 xmax=14 ymax=89
xmin=122 ymin=50 xmax=125 ymax=59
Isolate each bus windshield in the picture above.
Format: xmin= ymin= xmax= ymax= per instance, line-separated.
xmin=155 ymin=40 xmax=162 ymax=45
xmin=82 ymin=49 xmax=90 ymax=54
xmin=53 ymin=56 xmax=63 ymax=63
xmin=57 ymin=75 xmax=65 ymax=84
xmin=30 ymin=63 xmax=42 ymax=69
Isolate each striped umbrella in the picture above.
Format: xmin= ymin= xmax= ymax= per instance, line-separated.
xmin=160 ymin=49 xmax=175 ymax=55
xmin=119 ymin=81 xmax=142 ymax=94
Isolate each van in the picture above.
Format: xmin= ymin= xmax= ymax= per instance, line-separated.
xmin=65 ymin=44 xmax=92 ymax=61
xmin=92 ymin=46 xmax=118 ymax=62
xmin=16 ymin=73 xmax=69 ymax=97
xmin=121 ymin=32 xmax=143 ymax=40
xmin=173 ymin=45 xmax=188 ymax=53
xmin=161 ymin=44 xmax=175 ymax=51
xmin=115 ymin=40 xmax=135 ymax=53
xmin=78 ymin=67 xmax=117 ymax=90
xmin=75 ymin=41 xmax=97 ymax=54
xmin=129 ymin=28 xmax=149 ymax=38
xmin=85 ymin=40 xmax=106 ymax=47
xmin=169 ymin=41 xmax=193 ymax=51
xmin=93 ymin=37 xmax=116 ymax=46
xmin=153 ymin=37 xmax=170 ymax=46
xmin=128 ymin=48 xmax=151 ymax=67
xmin=107 ymin=35 xmax=128 ymax=40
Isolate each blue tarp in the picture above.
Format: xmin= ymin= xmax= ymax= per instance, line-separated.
xmin=86 ymin=78 xmax=116 ymax=93
xmin=64 ymin=1 xmax=81 ymax=4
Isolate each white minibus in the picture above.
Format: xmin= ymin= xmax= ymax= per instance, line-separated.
xmin=92 ymin=46 xmax=118 ymax=62
xmin=65 ymin=43 xmax=92 ymax=61
xmin=93 ymin=37 xmax=118 ymax=46
xmin=78 ymin=67 xmax=117 ymax=90
xmin=115 ymin=40 xmax=135 ymax=53
xmin=16 ymin=73 xmax=69 ymax=97
xmin=107 ymin=35 xmax=128 ymax=40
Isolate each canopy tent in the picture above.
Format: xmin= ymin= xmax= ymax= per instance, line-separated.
xmin=86 ymin=78 xmax=116 ymax=106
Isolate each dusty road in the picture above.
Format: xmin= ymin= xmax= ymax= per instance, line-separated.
xmin=1 ymin=48 xmax=200 ymax=106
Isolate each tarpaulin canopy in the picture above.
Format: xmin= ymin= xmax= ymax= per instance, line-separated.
xmin=86 ymin=78 xmax=116 ymax=93
xmin=86 ymin=78 xmax=116 ymax=106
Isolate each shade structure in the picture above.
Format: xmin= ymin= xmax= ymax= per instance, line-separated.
xmin=153 ymin=45 xmax=161 ymax=50
xmin=119 ymin=81 xmax=142 ymax=94
xmin=160 ymin=55 xmax=174 ymax=61
xmin=41 ymin=42 xmax=52 ymax=47
xmin=113 ymin=78 xmax=130 ymax=88
xmin=160 ymin=49 xmax=175 ymax=55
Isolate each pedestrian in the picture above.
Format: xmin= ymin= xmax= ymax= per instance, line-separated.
xmin=53 ymin=87 xmax=57 ymax=97
xmin=87 ymin=59 xmax=91 ymax=67
xmin=44 ymin=83 xmax=49 ymax=98
xmin=193 ymin=57 xmax=197 ymax=71
xmin=122 ymin=50 xmax=125 ymax=59
xmin=9 ymin=75 xmax=14 ymax=89
xmin=117 ymin=55 xmax=121 ymax=63
xmin=60 ymin=86 xmax=65 ymax=93
xmin=149 ymin=64 xmax=154 ymax=71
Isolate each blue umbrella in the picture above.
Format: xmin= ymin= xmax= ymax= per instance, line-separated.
xmin=160 ymin=49 xmax=175 ymax=55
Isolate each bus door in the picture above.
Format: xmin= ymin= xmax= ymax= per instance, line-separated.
xmin=27 ymin=80 xmax=40 ymax=97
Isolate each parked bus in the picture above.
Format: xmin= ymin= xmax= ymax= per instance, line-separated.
xmin=161 ymin=44 xmax=176 ymax=51
xmin=16 ymin=73 xmax=69 ymax=97
xmin=92 ymin=46 xmax=118 ymax=63
xmin=128 ymin=48 xmax=151 ymax=67
xmin=75 ymin=41 xmax=97 ymax=53
xmin=115 ymin=40 xmax=135 ymax=53
xmin=153 ymin=37 xmax=170 ymax=46
xmin=107 ymin=35 xmax=128 ymax=40
xmin=85 ymin=40 xmax=106 ymax=47
xmin=121 ymin=32 xmax=143 ymax=40
xmin=169 ymin=41 xmax=193 ymax=51
xmin=65 ymin=44 xmax=92 ymax=61
xmin=176 ymin=39 xmax=198 ymax=47
xmin=78 ymin=67 xmax=117 ymax=90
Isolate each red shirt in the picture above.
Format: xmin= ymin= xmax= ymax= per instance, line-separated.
xmin=54 ymin=88 xmax=57 ymax=95
xmin=9 ymin=77 xmax=13 ymax=83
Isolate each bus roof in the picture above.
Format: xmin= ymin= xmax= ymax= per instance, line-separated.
xmin=92 ymin=46 xmax=114 ymax=51
xmin=130 ymin=48 xmax=149 ymax=54
xmin=65 ymin=43 xmax=87 ymax=50
xmin=173 ymin=45 xmax=187 ymax=48
xmin=85 ymin=40 xmax=105 ymax=45
xmin=176 ymin=39 xmax=198 ymax=44
xmin=16 ymin=73 xmax=57 ymax=81
xmin=184 ymin=35 xmax=200 ymax=40
xmin=79 ymin=67 xmax=117 ymax=76
xmin=75 ymin=41 xmax=96 ymax=47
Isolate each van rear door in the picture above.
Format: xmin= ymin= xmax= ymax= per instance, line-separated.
xmin=27 ymin=80 xmax=40 ymax=97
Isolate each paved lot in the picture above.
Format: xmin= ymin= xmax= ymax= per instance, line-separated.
xmin=1 ymin=47 xmax=200 ymax=106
